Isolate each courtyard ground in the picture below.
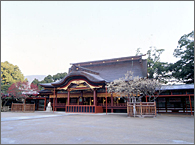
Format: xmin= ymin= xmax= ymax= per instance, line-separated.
xmin=1 ymin=111 xmax=194 ymax=144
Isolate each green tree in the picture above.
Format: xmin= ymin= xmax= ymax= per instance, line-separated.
xmin=31 ymin=72 xmax=68 ymax=90
xmin=31 ymin=78 xmax=42 ymax=90
xmin=53 ymin=72 xmax=67 ymax=82
xmin=169 ymin=31 xmax=194 ymax=84
xmin=1 ymin=61 xmax=27 ymax=85
xmin=1 ymin=84 xmax=11 ymax=94
xmin=43 ymin=75 xmax=53 ymax=83
xmin=1 ymin=61 xmax=27 ymax=94
xmin=135 ymin=47 xmax=168 ymax=82
xmin=147 ymin=47 xmax=168 ymax=81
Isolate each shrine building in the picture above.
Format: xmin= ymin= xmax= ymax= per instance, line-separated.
xmin=38 ymin=55 xmax=147 ymax=113
xmin=26 ymin=55 xmax=194 ymax=115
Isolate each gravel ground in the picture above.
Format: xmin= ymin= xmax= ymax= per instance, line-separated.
xmin=1 ymin=111 xmax=194 ymax=144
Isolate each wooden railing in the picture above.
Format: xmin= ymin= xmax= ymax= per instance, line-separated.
xmin=97 ymin=103 xmax=127 ymax=107
xmin=66 ymin=105 xmax=103 ymax=113
xmin=11 ymin=103 xmax=35 ymax=112
xmin=25 ymin=104 xmax=35 ymax=111
xmin=127 ymin=102 xmax=156 ymax=117
xmin=51 ymin=103 xmax=77 ymax=106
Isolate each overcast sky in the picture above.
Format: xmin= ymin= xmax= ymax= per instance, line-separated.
xmin=1 ymin=1 xmax=194 ymax=76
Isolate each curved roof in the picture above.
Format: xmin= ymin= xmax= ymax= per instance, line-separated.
xmin=39 ymin=83 xmax=54 ymax=88
xmin=39 ymin=89 xmax=53 ymax=94
xmin=40 ymin=70 xmax=106 ymax=88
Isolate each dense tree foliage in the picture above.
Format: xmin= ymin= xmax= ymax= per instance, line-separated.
xmin=1 ymin=84 xmax=11 ymax=94
xmin=168 ymin=31 xmax=194 ymax=84
xmin=7 ymin=81 xmax=29 ymax=102
xmin=1 ymin=61 xmax=27 ymax=94
xmin=1 ymin=61 xmax=27 ymax=85
xmin=31 ymin=72 xmax=67 ymax=90
xmin=7 ymin=81 xmax=39 ymax=102
xmin=53 ymin=72 xmax=67 ymax=82
xmin=135 ymin=47 xmax=169 ymax=82
xmin=146 ymin=47 xmax=168 ymax=80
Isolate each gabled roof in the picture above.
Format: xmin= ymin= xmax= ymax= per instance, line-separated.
xmin=39 ymin=55 xmax=147 ymax=89
xmin=70 ymin=55 xmax=147 ymax=82
xmin=76 ymin=59 xmax=147 ymax=82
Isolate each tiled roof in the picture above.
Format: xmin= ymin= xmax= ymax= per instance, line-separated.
xmin=39 ymin=55 xmax=147 ymax=88
xmin=39 ymin=83 xmax=54 ymax=88
xmin=39 ymin=89 xmax=53 ymax=94
xmin=50 ymin=70 xmax=105 ymax=87
xmin=160 ymin=84 xmax=194 ymax=90
xmin=71 ymin=55 xmax=145 ymax=66
xmin=80 ymin=59 xmax=147 ymax=82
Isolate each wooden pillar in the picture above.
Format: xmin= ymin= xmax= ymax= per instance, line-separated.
xmin=189 ymin=95 xmax=193 ymax=116
xmin=140 ymin=102 xmax=142 ymax=117
xmin=146 ymin=96 xmax=148 ymax=102
xmin=37 ymin=100 xmax=39 ymax=111
xmin=106 ymin=87 xmax=107 ymax=115
xmin=182 ymin=97 xmax=185 ymax=113
xmin=185 ymin=97 xmax=187 ymax=112
xmin=55 ymin=91 xmax=57 ymax=111
xmin=55 ymin=91 xmax=57 ymax=104
xmin=67 ymin=90 xmax=70 ymax=105
xmin=81 ymin=90 xmax=83 ymax=105
xmin=111 ymin=93 xmax=113 ymax=113
xmin=93 ymin=89 xmax=97 ymax=106
xmin=44 ymin=98 xmax=46 ymax=111
xmin=165 ymin=97 xmax=168 ymax=113
xmin=154 ymin=101 xmax=157 ymax=117
xmin=53 ymin=88 xmax=55 ymax=112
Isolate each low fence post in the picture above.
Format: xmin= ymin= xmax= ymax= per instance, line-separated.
xmin=140 ymin=102 xmax=142 ymax=117
xmin=154 ymin=101 xmax=156 ymax=117
xmin=11 ymin=103 xmax=13 ymax=111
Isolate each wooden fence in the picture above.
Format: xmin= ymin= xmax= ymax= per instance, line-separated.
xmin=127 ymin=102 xmax=156 ymax=117
xmin=66 ymin=105 xmax=103 ymax=113
xmin=11 ymin=103 xmax=35 ymax=112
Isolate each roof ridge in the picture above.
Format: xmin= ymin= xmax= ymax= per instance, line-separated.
xmin=69 ymin=64 xmax=100 ymax=75
xmin=70 ymin=54 xmax=146 ymax=66
xmin=76 ymin=65 xmax=99 ymax=75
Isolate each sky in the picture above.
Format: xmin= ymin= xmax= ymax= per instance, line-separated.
xmin=1 ymin=1 xmax=194 ymax=76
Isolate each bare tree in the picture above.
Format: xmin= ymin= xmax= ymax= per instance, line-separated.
xmin=106 ymin=71 xmax=163 ymax=102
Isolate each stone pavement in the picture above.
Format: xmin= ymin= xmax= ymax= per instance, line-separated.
xmin=1 ymin=111 xmax=194 ymax=144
